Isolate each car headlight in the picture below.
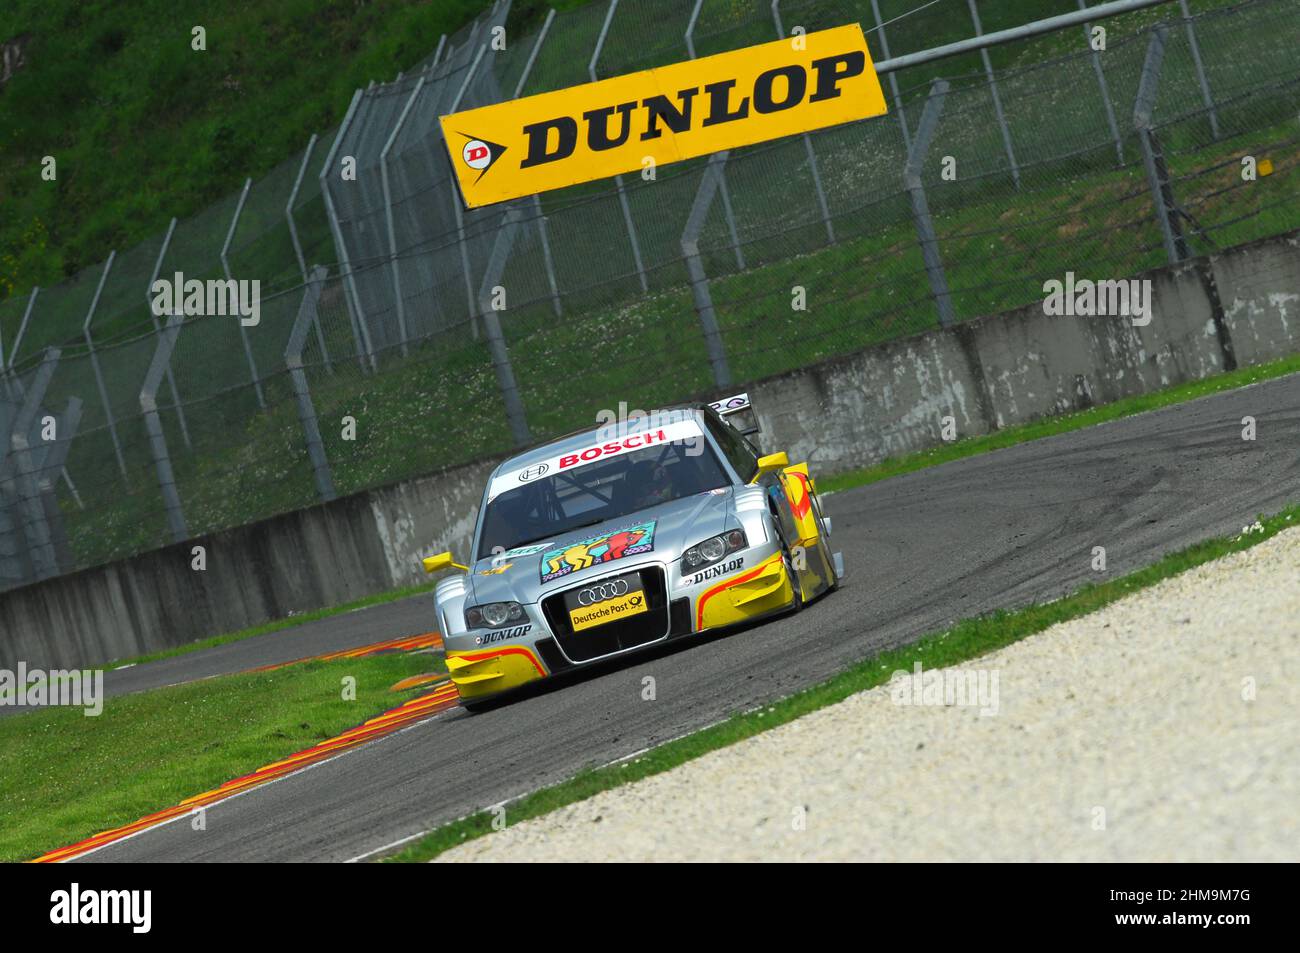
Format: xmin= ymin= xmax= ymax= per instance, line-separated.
xmin=681 ymin=529 xmax=747 ymax=571
xmin=465 ymin=601 xmax=526 ymax=628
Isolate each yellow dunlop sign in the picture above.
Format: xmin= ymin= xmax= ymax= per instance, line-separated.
xmin=440 ymin=23 xmax=887 ymax=208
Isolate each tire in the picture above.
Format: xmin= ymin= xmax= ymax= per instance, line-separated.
xmin=784 ymin=547 xmax=805 ymax=612
xmin=809 ymin=488 xmax=839 ymax=593
xmin=819 ymin=537 xmax=840 ymax=593
xmin=774 ymin=517 xmax=804 ymax=613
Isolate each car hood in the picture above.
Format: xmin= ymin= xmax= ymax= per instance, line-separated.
xmin=467 ymin=488 xmax=735 ymax=604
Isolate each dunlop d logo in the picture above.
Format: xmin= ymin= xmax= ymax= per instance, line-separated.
xmin=440 ymin=24 xmax=886 ymax=208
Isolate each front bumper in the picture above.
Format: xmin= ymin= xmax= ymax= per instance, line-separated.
xmin=444 ymin=645 xmax=548 ymax=701
xmin=445 ymin=546 xmax=791 ymax=703
xmin=692 ymin=550 xmax=791 ymax=630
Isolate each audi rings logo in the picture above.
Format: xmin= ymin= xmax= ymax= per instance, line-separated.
xmin=518 ymin=463 xmax=550 ymax=483
xmin=577 ymin=579 xmax=629 ymax=606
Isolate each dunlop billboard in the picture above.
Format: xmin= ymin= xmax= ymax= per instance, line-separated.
xmin=440 ymin=24 xmax=888 ymax=208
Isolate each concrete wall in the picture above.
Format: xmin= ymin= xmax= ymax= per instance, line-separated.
xmin=758 ymin=232 xmax=1298 ymax=470
xmin=3 ymin=231 xmax=1297 ymax=670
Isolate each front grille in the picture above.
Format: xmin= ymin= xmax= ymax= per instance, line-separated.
xmin=667 ymin=598 xmax=692 ymax=638
xmin=534 ymin=638 xmax=572 ymax=675
xmin=542 ymin=566 xmax=669 ymax=663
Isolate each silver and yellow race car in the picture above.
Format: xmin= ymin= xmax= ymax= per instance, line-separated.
xmin=422 ymin=395 xmax=842 ymax=709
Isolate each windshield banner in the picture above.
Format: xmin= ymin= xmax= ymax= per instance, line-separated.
xmin=489 ymin=418 xmax=703 ymax=500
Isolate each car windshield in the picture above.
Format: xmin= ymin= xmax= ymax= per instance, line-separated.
xmin=476 ymin=437 xmax=729 ymax=560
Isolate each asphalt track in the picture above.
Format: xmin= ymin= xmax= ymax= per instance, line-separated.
xmin=0 ymin=594 xmax=440 ymax=720
xmin=98 ymin=598 xmax=438 ymax=698
xmin=79 ymin=373 xmax=1300 ymax=862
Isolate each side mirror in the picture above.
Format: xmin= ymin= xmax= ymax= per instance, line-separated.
xmin=753 ymin=451 xmax=789 ymax=480
xmin=422 ymin=551 xmax=467 ymax=574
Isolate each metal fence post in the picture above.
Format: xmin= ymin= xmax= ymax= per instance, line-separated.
xmin=518 ymin=9 xmax=565 ymax=316
xmin=405 ymin=50 xmax=462 ymax=342
xmin=8 ymin=286 xmax=38 ymax=371
xmin=449 ymin=43 xmax=490 ymax=335
xmin=147 ymin=218 xmax=193 ymax=450
xmin=287 ymin=134 xmax=319 ymax=283
xmin=772 ymin=0 xmax=836 ymax=244
xmin=319 ymin=88 xmax=377 ymax=372
xmin=286 ymin=133 xmax=333 ymax=374
xmin=2 ymin=287 xmax=36 ymax=413
xmin=426 ymin=34 xmax=448 ymax=74
xmin=592 ymin=0 xmax=649 ymax=292
xmin=686 ymin=0 xmax=746 ymax=272
xmin=681 ymin=155 xmax=733 ymax=389
xmin=7 ymin=348 xmax=64 ymax=581
xmin=36 ymin=396 xmax=82 ymax=493
xmin=285 ymin=266 xmax=336 ymax=502
xmin=140 ymin=314 xmax=189 ymax=543
xmin=381 ymin=75 xmax=426 ymax=358
xmin=477 ymin=208 xmax=531 ymax=447
xmin=905 ymin=80 xmax=957 ymax=329
xmin=36 ymin=395 xmax=83 ymax=574
xmin=1134 ymin=25 xmax=1186 ymax=265
xmin=83 ymin=250 xmax=128 ymax=479
xmin=968 ymin=0 xmax=1021 ymax=190
xmin=1178 ymin=0 xmax=1219 ymax=140
xmin=221 ymin=177 xmax=266 ymax=408
xmin=1 ymin=372 xmax=19 ymax=587
xmin=871 ymin=0 xmax=912 ymax=152
xmin=1078 ymin=0 xmax=1125 ymax=166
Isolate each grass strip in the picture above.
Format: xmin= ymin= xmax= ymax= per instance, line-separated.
xmin=0 ymin=651 xmax=438 ymax=862
xmin=387 ymin=503 xmax=1298 ymax=862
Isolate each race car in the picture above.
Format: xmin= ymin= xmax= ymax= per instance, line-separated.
xmin=422 ymin=394 xmax=843 ymax=709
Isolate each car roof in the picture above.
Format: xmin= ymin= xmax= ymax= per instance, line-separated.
xmin=491 ymin=404 xmax=713 ymax=478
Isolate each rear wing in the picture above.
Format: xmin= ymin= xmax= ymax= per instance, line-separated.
xmin=708 ymin=392 xmax=759 ymax=436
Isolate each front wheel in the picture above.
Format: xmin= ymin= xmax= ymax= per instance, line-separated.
xmin=778 ymin=529 xmax=804 ymax=613
xmin=818 ymin=536 xmax=840 ymax=593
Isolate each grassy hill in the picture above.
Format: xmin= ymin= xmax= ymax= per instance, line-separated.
xmin=1 ymin=0 xmax=1290 ymax=576
xmin=1 ymin=0 xmax=1242 ymax=305
xmin=0 ymin=0 xmax=544 ymax=300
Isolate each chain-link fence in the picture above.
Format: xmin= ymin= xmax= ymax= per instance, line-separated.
xmin=1 ymin=0 xmax=1297 ymax=591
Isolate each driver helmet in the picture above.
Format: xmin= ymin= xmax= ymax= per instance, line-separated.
xmin=631 ymin=459 xmax=673 ymax=506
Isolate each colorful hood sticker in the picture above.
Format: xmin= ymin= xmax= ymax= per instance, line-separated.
xmin=540 ymin=520 xmax=657 ymax=583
